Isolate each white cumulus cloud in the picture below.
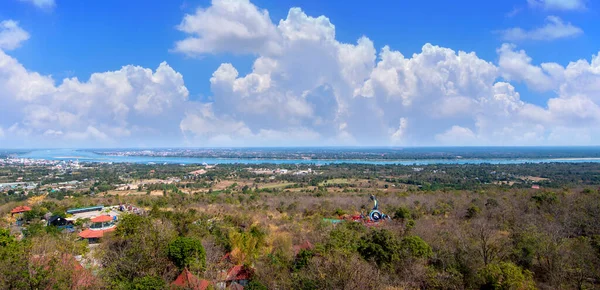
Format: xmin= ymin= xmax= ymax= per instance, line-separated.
xmin=0 ymin=20 xmax=30 ymax=50
xmin=0 ymin=38 xmax=189 ymax=147
xmin=170 ymin=0 xmax=600 ymax=146
xmin=174 ymin=0 xmax=281 ymax=55
xmin=3 ymin=0 xmax=600 ymax=147
xmin=499 ymin=16 xmax=583 ymax=41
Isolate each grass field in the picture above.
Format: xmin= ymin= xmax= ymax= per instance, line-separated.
xmin=320 ymin=178 xmax=353 ymax=186
xmin=258 ymin=182 xmax=295 ymax=189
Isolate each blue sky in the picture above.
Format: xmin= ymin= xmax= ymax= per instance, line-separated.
xmin=1 ymin=0 xmax=600 ymax=147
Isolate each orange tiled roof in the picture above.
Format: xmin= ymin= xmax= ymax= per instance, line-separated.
xmin=90 ymin=215 xmax=113 ymax=223
xmin=11 ymin=205 xmax=32 ymax=214
xmin=78 ymin=227 xmax=115 ymax=239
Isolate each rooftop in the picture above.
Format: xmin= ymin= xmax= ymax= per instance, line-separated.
xmin=171 ymin=268 xmax=210 ymax=290
xmin=11 ymin=205 xmax=32 ymax=214
xmin=225 ymin=265 xmax=251 ymax=281
xmin=91 ymin=215 xmax=113 ymax=223
xmin=78 ymin=227 xmax=115 ymax=239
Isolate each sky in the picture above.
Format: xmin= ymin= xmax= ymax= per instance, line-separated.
xmin=0 ymin=0 xmax=599 ymax=148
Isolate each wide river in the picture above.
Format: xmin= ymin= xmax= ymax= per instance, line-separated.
xmin=16 ymin=149 xmax=600 ymax=165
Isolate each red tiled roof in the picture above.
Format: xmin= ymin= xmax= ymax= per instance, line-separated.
xmin=90 ymin=215 xmax=113 ymax=223
xmin=171 ymin=268 xmax=210 ymax=290
xmin=226 ymin=265 xmax=251 ymax=281
xmin=11 ymin=205 xmax=32 ymax=214
xmin=78 ymin=227 xmax=115 ymax=239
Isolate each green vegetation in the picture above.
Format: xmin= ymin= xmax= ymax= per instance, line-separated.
xmin=1 ymin=161 xmax=600 ymax=288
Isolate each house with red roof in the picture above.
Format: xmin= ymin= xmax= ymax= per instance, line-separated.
xmin=11 ymin=205 xmax=31 ymax=216
xmin=78 ymin=215 xmax=116 ymax=243
xmin=171 ymin=268 xmax=211 ymax=290
xmin=223 ymin=265 xmax=252 ymax=288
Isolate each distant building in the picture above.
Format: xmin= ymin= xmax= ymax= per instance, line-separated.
xmin=531 ymin=185 xmax=540 ymax=190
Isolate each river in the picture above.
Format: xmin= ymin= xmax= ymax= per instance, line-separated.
xmin=15 ymin=149 xmax=600 ymax=165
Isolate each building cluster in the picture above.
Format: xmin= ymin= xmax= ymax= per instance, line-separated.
xmin=114 ymin=177 xmax=181 ymax=191
xmin=0 ymin=158 xmax=83 ymax=170
xmin=0 ymin=181 xmax=38 ymax=192
xmin=247 ymin=167 xmax=314 ymax=175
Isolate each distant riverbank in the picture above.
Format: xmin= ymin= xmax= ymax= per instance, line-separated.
xmin=16 ymin=149 xmax=600 ymax=165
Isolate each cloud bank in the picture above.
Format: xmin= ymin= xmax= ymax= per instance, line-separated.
xmin=2 ymin=0 xmax=600 ymax=147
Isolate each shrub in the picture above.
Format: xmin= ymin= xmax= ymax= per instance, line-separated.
xmin=130 ymin=275 xmax=166 ymax=290
xmin=476 ymin=262 xmax=535 ymax=290
xmin=246 ymin=280 xmax=268 ymax=290
xmin=466 ymin=205 xmax=481 ymax=219
xmin=531 ymin=191 xmax=557 ymax=206
xmin=357 ymin=229 xmax=402 ymax=268
xmin=394 ymin=206 xmax=412 ymax=220
xmin=293 ymin=249 xmax=314 ymax=271
xmin=400 ymin=235 xmax=432 ymax=259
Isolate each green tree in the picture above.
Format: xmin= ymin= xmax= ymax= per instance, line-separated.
xmin=476 ymin=262 xmax=536 ymax=290
xmin=394 ymin=206 xmax=412 ymax=220
xmin=400 ymin=235 xmax=433 ymax=259
xmin=325 ymin=222 xmax=365 ymax=254
xmin=168 ymin=237 xmax=206 ymax=272
xmin=357 ymin=229 xmax=402 ymax=268
xmin=101 ymin=214 xmax=177 ymax=286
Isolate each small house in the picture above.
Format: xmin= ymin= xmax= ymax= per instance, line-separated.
xmin=11 ymin=205 xmax=31 ymax=216
xmin=47 ymin=215 xmax=74 ymax=229
xmin=224 ymin=265 xmax=252 ymax=288
xmin=78 ymin=215 xmax=116 ymax=243
xmin=171 ymin=268 xmax=211 ymax=290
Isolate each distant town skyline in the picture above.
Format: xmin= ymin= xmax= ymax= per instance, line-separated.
xmin=1 ymin=0 xmax=600 ymax=147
